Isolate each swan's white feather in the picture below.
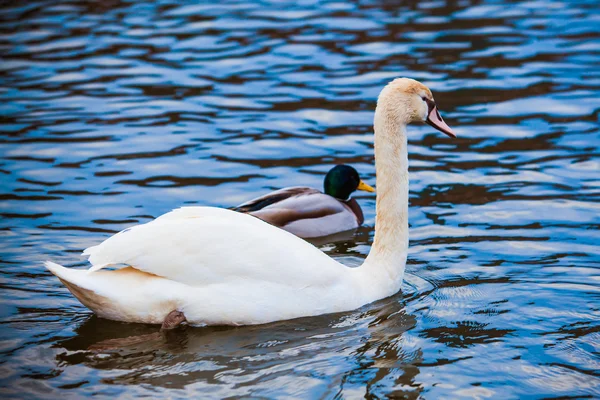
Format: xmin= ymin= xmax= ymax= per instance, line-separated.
xmin=83 ymin=207 xmax=346 ymax=288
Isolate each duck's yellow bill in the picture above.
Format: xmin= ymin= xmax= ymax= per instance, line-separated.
xmin=357 ymin=180 xmax=375 ymax=193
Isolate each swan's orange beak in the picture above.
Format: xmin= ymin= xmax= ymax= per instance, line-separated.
xmin=426 ymin=104 xmax=456 ymax=138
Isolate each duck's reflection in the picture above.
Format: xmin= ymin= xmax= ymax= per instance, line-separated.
xmin=306 ymin=228 xmax=358 ymax=248
xmin=311 ymin=225 xmax=373 ymax=258
xmin=55 ymin=293 xmax=421 ymax=393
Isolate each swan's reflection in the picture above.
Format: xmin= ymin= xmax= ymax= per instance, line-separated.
xmin=55 ymin=293 xmax=420 ymax=393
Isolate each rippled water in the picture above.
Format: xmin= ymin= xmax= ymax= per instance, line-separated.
xmin=1 ymin=0 xmax=599 ymax=398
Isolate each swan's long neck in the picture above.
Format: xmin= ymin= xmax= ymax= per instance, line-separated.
xmin=361 ymin=102 xmax=410 ymax=290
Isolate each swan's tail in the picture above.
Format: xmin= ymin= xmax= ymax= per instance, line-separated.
xmin=44 ymin=261 xmax=110 ymax=315
xmin=45 ymin=261 xmax=94 ymax=293
xmin=44 ymin=261 xmax=85 ymax=284
xmin=44 ymin=261 xmax=178 ymax=325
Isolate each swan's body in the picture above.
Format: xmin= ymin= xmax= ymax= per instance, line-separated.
xmin=233 ymin=165 xmax=375 ymax=238
xmin=45 ymin=78 xmax=456 ymax=326
xmin=46 ymin=208 xmax=366 ymax=325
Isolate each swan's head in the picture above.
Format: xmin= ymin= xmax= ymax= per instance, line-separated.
xmin=377 ymin=78 xmax=456 ymax=138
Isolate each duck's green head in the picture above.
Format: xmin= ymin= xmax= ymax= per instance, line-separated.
xmin=324 ymin=165 xmax=375 ymax=201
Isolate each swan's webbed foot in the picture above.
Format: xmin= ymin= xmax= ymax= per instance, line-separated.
xmin=161 ymin=310 xmax=186 ymax=330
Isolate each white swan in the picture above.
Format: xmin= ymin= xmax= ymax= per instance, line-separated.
xmin=45 ymin=78 xmax=456 ymax=327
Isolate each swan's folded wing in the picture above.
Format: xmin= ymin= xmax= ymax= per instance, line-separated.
xmin=83 ymin=207 xmax=344 ymax=287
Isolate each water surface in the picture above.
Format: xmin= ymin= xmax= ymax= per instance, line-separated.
xmin=1 ymin=0 xmax=599 ymax=398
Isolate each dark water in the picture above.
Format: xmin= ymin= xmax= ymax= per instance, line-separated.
xmin=1 ymin=0 xmax=599 ymax=398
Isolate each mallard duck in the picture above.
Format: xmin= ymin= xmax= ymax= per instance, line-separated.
xmin=45 ymin=78 xmax=456 ymax=327
xmin=233 ymin=165 xmax=375 ymax=238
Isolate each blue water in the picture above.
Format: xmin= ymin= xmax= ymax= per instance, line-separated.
xmin=1 ymin=0 xmax=599 ymax=398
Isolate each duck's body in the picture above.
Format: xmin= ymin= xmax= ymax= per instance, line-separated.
xmin=234 ymin=187 xmax=364 ymax=238
xmin=45 ymin=78 xmax=456 ymax=327
xmin=233 ymin=165 xmax=374 ymax=238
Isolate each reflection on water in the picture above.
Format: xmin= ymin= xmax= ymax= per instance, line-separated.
xmin=1 ymin=0 xmax=599 ymax=398
xmin=55 ymin=296 xmax=415 ymax=397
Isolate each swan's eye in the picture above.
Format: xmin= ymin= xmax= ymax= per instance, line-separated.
xmin=422 ymin=97 xmax=435 ymax=114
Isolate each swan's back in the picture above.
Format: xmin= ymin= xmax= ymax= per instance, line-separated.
xmin=83 ymin=207 xmax=346 ymax=289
